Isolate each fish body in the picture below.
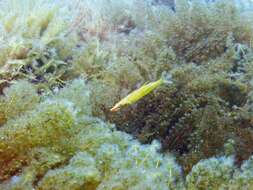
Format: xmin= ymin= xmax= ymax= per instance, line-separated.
xmin=110 ymin=73 xmax=172 ymax=112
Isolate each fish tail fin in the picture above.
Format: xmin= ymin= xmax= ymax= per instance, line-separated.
xmin=161 ymin=71 xmax=173 ymax=85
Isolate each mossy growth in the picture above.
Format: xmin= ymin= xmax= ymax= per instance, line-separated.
xmin=1 ymin=80 xmax=253 ymax=189
xmin=107 ymin=0 xmax=253 ymax=174
xmin=0 ymin=0 xmax=81 ymax=92
xmin=1 ymin=0 xmax=253 ymax=189
xmin=0 ymin=79 xmax=184 ymax=190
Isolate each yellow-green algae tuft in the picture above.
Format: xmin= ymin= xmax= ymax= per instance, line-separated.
xmin=1 ymin=0 xmax=253 ymax=189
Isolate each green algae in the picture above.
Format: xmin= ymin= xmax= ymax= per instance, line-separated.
xmin=1 ymin=0 xmax=253 ymax=189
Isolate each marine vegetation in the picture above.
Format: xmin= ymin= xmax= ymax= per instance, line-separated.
xmin=1 ymin=0 xmax=253 ymax=189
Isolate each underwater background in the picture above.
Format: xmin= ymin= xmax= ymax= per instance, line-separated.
xmin=1 ymin=0 xmax=253 ymax=189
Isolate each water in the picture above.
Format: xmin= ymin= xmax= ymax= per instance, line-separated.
xmin=0 ymin=0 xmax=253 ymax=189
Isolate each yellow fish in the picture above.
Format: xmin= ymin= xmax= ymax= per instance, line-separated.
xmin=110 ymin=72 xmax=173 ymax=112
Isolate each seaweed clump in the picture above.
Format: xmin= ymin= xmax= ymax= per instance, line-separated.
xmin=0 ymin=79 xmax=183 ymax=190
xmin=1 ymin=0 xmax=253 ymax=189
xmin=108 ymin=0 xmax=253 ymax=173
xmin=0 ymin=0 xmax=80 ymax=92
xmin=1 ymin=79 xmax=253 ymax=190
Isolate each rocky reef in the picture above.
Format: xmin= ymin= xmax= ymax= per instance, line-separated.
xmin=1 ymin=0 xmax=253 ymax=189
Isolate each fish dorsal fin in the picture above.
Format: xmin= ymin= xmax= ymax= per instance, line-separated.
xmin=136 ymin=81 xmax=148 ymax=89
xmin=138 ymin=81 xmax=151 ymax=89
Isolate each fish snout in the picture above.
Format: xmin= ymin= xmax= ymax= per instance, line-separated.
xmin=110 ymin=105 xmax=120 ymax=112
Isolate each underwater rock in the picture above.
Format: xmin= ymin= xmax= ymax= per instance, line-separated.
xmin=1 ymin=0 xmax=253 ymax=189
